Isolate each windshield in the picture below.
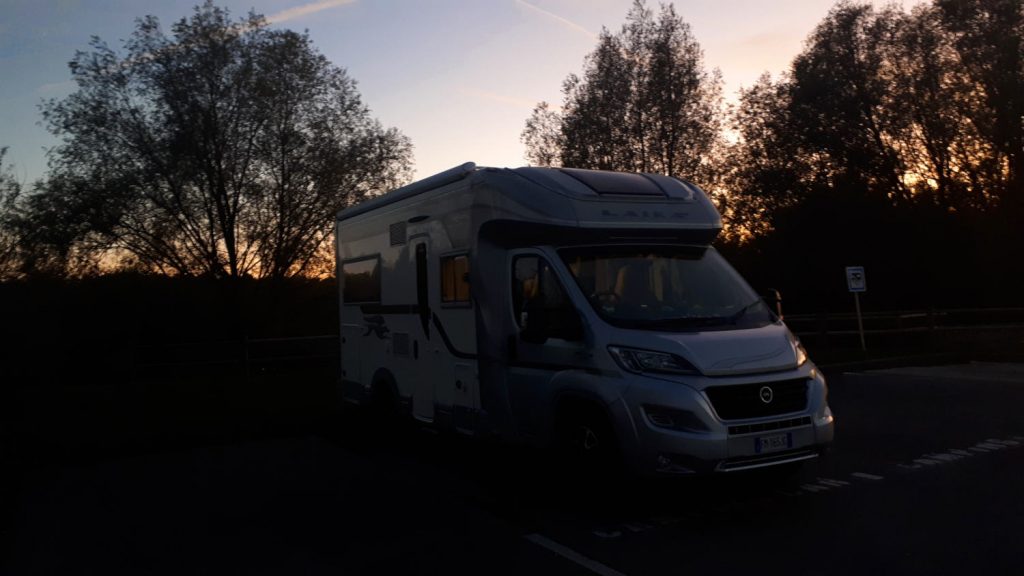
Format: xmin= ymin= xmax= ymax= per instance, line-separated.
xmin=559 ymin=245 xmax=775 ymax=331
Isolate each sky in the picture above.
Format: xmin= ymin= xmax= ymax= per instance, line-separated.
xmin=0 ymin=0 xmax=924 ymax=185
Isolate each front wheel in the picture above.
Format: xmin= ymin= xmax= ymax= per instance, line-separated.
xmin=554 ymin=405 xmax=622 ymax=482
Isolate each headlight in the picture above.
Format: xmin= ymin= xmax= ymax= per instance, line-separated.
xmin=607 ymin=346 xmax=698 ymax=375
xmin=793 ymin=339 xmax=808 ymax=367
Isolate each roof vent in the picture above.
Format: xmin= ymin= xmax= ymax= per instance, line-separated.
xmin=389 ymin=221 xmax=407 ymax=246
xmin=560 ymin=168 xmax=666 ymax=196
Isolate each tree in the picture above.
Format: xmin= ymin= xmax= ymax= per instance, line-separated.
xmin=786 ymin=3 xmax=911 ymax=202
xmin=522 ymin=0 xmax=723 ymax=184
xmin=36 ymin=2 xmax=412 ymax=279
xmin=936 ymin=0 xmax=1024 ymax=216
xmin=0 ymin=148 xmax=23 ymax=279
xmin=719 ymin=74 xmax=811 ymax=240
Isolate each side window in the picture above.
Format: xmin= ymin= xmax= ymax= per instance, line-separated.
xmin=342 ymin=256 xmax=381 ymax=304
xmin=511 ymin=255 xmax=581 ymax=341
xmin=440 ymin=254 xmax=471 ymax=304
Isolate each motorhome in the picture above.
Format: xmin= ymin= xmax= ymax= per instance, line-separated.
xmin=335 ymin=163 xmax=834 ymax=475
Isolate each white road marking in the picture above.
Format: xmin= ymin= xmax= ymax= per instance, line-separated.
xmin=622 ymin=522 xmax=652 ymax=533
xmin=592 ymin=530 xmax=622 ymax=539
xmin=850 ymin=472 xmax=884 ymax=481
xmin=525 ymin=534 xmax=629 ymax=576
xmin=816 ymin=477 xmax=851 ymax=487
xmin=990 ymin=438 xmax=1020 ymax=446
xmin=927 ymin=453 xmax=962 ymax=462
xmin=977 ymin=442 xmax=1006 ymax=450
xmin=800 ymin=483 xmax=829 ymax=493
xmin=898 ymin=463 xmax=922 ymax=470
xmin=968 ymin=446 xmax=992 ymax=453
xmin=914 ymin=458 xmax=943 ymax=466
xmin=949 ymin=449 xmax=973 ymax=457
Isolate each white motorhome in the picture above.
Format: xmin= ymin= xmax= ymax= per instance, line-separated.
xmin=335 ymin=163 xmax=834 ymax=475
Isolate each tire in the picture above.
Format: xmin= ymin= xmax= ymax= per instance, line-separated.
xmin=554 ymin=404 xmax=622 ymax=482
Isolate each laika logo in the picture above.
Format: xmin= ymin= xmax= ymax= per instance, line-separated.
xmin=601 ymin=210 xmax=690 ymax=219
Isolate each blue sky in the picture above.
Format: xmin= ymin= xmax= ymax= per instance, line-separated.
xmin=0 ymin=0 xmax=921 ymax=185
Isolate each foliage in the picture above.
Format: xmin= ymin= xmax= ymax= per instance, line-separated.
xmin=32 ymin=2 xmax=412 ymax=279
xmin=722 ymin=1 xmax=1024 ymax=240
xmin=522 ymin=0 xmax=723 ymax=185
xmin=0 ymin=148 xmax=24 ymax=279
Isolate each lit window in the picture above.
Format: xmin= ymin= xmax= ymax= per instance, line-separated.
xmin=441 ymin=254 xmax=470 ymax=304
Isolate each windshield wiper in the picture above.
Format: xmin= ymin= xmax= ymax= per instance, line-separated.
xmin=729 ymin=299 xmax=764 ymax=325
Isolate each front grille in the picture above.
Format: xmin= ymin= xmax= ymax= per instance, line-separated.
xmin=705 ymin=378 xmax=808 ymax=420
xmin=729 ymin=416 xmax=811 ymax=435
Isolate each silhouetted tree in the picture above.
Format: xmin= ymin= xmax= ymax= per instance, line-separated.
xmin=36 ymin=2 xmax=412 ymax=279
xmin=936 ymin=0 xmax=1024 ymax=215
xmin=522 ymin=0 xmax=723 ymax=184
xmin=0 ymin=148 xmax=23 ymax=279
xmin=787 ymin=3 xmax=910 ymax=202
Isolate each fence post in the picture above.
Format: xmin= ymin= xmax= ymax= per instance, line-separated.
xmin=927 ymin=308 xmax=936 ymax=350
xmin=243 ymin=334 xmax=251 ymax=383
xmin=817 ymin=312 xmax=829 ymax=351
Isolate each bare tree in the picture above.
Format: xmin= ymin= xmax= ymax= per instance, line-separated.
xmin=36 ymin=2 xmax=412 ymax=279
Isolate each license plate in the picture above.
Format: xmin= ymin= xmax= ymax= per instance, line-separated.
xmin=755 ymin=433 xmax=792 ymax=454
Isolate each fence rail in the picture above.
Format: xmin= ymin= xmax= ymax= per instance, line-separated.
xmin=128 ymin=307 xmax=1024 ymax=378
xmin=786 ymin=307 xmax=1024 ymax=352
xmin=130 ymin=334 xmax=339 ymax=380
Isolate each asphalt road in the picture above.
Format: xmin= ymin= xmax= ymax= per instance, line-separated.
xmin=6 ymin=362 xmax=1024 ymax=575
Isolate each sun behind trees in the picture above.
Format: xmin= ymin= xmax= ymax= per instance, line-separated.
xmin=522 ymin=0 xmax=1022 ymax=309
xmin=526 ymin=0 xmax=1022 ymax=240
xmin=20 ymin=2 xmax=413 ymax=279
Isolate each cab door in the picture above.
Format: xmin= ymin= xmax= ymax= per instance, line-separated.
xmin=504 ymin=250 xmax=589 ymax=441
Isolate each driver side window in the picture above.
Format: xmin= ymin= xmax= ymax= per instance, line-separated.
xmin=511 ymin=255 xmax=580 ymax=341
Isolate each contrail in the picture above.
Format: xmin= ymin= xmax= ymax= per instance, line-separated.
xmin=267 ymin=0 xmax=357 ymax=24
xmin=515 ymin=0 xmax=597 ymax=40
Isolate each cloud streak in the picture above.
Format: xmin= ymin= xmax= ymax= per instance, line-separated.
xmin=515 ymin=0 xmax=596 ymax=40
xmin=267 ymin=0 xmax=357 ymax=25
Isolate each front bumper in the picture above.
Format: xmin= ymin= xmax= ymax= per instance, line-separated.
xmin=616 ymin=368 xmax=835 ymax=476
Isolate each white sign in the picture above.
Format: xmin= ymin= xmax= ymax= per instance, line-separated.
xmin=846 ymin=266 xmax=867 ymax=293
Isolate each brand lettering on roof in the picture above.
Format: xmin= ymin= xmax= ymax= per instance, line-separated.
xmin=601 ymin=209 xmax=690 ymax=219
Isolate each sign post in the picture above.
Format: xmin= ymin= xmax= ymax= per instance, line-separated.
xmin=846 ymin=266 xmax=867 ymax=352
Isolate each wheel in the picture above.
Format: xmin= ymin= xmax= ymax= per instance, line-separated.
xmin=554 ymin=404 xmax=622 ymax=481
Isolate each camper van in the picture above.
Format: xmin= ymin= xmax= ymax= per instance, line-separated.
xmin=335 ymin=163 xmax=834 ymax=475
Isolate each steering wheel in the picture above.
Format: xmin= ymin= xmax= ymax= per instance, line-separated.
xmin=592 ymin=291 xmax=620 ymax=307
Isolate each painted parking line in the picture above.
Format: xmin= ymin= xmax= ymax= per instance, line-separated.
xmin=926 ymin=453 xmax=963 ymax=462
xmin=976 ymin=442 xmax=1007 ymax=450
xmin=525 ymin=534 xmax=629 ymax=576
xmin=990 ymin=439 xmax=1020 ymax=446
xmin=800 ymin=483 xmax=830 ymax=493
xmin=850 ymin=472 xmax=884 ymax=481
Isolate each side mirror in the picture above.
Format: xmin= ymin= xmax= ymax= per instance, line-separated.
xmin=763 ymin=288 xmax=783 ymax=320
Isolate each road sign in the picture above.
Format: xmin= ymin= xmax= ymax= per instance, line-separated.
xmin=846 ymin=266 xmax=867 ymax=293
xmin=846 ymin=266 xmax=867 ymax=352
